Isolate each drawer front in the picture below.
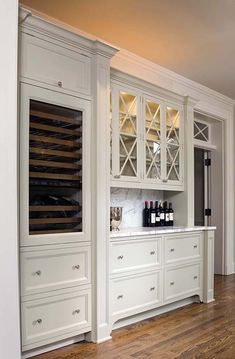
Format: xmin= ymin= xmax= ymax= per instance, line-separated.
xmin=21 ymin=289 xmax=91 ymax=348
xmin=21 ymin=245 xmax=91 ymax=295
xmin=111 ymin=271 xmax=161 ymax=315
xmin=110 ymin=238 xmax=161 ymax=274
xmin=165 ymin=233 xmax=201 ymax=264
xmin=21 ymin=33 xmax=91 ymax=96
xmin=164 ymin=263 xmax=201 ymax=301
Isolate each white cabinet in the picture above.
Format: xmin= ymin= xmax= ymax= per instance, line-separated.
xmin=110 ymin=230 xmax=214 ymax=329
xmin=110 ymin=80 xmax=184 ymax=190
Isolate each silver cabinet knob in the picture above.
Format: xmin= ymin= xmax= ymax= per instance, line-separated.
xmin=57 ymin=81 xmax=62 ymax=87
xmin=170 ymin=281 xmax=174 ymax=286
xmin=170 ymin=248 xmax=175 ymax=252
xmin=193 ymin=276 xmax=198 ymax=280
xmin=193 ymin=244 xmax=198 ymax=249
xmin=72 ymin=309 xmax=80 ymax=315
xmin=150 ymin=251 xmax=155 ymax=255
xmin=117 ymin=255 xmax=124 ymax=260
xmin=150 ymin=287 xmax=155 ymax=291
xmin=33 ymin=318 xmax=42 ymax=325
xmin=117 ymin=295 xmax=123 ymax=299
xmin=72 ymin=265 xmax=80 ymax=270
xmin=114 ymin=174 xmax=121 ymax=179
xmin=33 ymin=270 xmax=41 ymax=276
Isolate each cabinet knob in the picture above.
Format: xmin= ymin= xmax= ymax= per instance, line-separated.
xmin=170 ymin=281 xmax=175 ymax=286
xmin=57 ymin=81 xmax=63 ymax=87
xmin=150 ymin=251 xmax=155 ymax=255
xmin=114 ymin=174 xmax=121 ymax=179
xmin=170 ymin=248 xmax=175 ymax=252
xmin=72 ymin=265 xmax=80 ymax=270
xmin=193 ymin=244 xmax=198 ymax=249
xmin=117 ymin=255 xmax=124 ymax=260
xmin=72 ymin=309 xmax=80 ymax=315
xmin=150 ymin=287 xmax=155 ymax=291
xmin=193 ymin=275 xmax=198 ymax=280
xmin=33 ymin=318 xmax=42 ymax=325
xmin=33 ymin=270 xmax=41 ymax=276
xmin=117 ymin=294 xmax=123 ymax=299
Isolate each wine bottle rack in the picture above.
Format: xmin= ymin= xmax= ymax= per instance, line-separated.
xmin=29 ymin=100 xmax=83 ymax=235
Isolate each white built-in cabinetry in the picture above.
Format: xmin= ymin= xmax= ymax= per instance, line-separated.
xmin=110 ymin=73 xmax=184 ymax=190
xmin=110 ymin=229 xmax=214 ymax=327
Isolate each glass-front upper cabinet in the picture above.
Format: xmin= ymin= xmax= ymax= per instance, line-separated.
xmin=20 ymin=83 xmax=91 ymax=246
xmin=111 ymin=85 xmax=141 ymax=182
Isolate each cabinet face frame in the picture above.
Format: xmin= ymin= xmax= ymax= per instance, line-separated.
xmin=111 ymin=83 xmax=142 ymax=182
xmin=20 ymin=83 xmax=91 ymax=246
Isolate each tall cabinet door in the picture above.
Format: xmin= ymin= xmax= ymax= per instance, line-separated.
xmin=20 ymin=83 xmax=91 ymax=246
xmin=143 ymin=96 xmax=164 ymax=184
xmin=163 ymin=104 xmax=184 ymax=185
xmin=111 ymin=85 xmax=141 ymax=182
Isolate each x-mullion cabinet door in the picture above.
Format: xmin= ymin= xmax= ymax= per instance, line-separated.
xmin=111 ymin=84 xmax=141 ymax=182
xmin=142 ymin=95 xmax=164 ymax=184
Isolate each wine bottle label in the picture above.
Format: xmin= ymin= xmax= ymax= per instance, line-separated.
xmin=165 ymin=213 xmax=170 ymax=222
xmin=156 ymin=216 xmax=160 ymax=222
xmin=170 ymin=213 xmax=174 ymax=221
xmin=151 ymin=213 xmax=156 ymax=223
xmin=160 ymin=213 xmax=164 ymax=220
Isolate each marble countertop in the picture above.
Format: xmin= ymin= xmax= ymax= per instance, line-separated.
xmin=110 ymin=226 xmax=216 ymax=239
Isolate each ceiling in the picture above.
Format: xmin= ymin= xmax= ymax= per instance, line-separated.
xmin=21 ymin=0 xmax=235 ymax=99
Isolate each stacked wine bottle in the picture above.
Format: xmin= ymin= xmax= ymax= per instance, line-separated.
xmin=143 ymin=201 xmax=174 ymax=227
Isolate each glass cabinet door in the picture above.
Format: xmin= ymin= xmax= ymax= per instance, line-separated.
xmin=144 ymin=98 xmax=162 ymax=181
xmin=165 ymin=106 xmax=182 ymax=182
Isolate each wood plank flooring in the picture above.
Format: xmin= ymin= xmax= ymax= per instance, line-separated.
xmin=35 ymin=274 xmax=235 ymax=359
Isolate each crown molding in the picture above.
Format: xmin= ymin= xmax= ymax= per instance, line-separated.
xmin=111 ymin=49 xmax=235 ymax=108
xmin=19 ymin=7 xmax=118 ymax=59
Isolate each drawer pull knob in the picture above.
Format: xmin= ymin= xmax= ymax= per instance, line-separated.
xmin=170 ymin=281 xmax=175 ymax=286
xmin=170 ymin=248 xmax=175 ymax=252
xmin=57 ymin=81 xmax=63 ymax=87
xmin=33 ymin=270 xmax=41 ymax=276
xmin=150 ymin=251 xmax=155 ymax=255
xmin=150 ymin=287 xmax=155 ymax=291
xmin=33 ymin=318 xmax=42 ymax=325
xmin=193 ymin=245 xmax=198 ymax=248
xmin=72 ymin=309 xmax=80 ymax=315
xmin=72 ymin=265 xmax=80 ymax=270
xmin=194 ymin=276 xmax=198 ymax=280
xmin=117 ymin=295 xmax=123 ymax=299
xmin=117 ymin=255 xmax=124 ymax=260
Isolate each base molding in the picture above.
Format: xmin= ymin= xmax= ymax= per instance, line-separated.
xmin=21 ymin=334 xmax=85 ymax=359
xmin=113 ymin=296 xmax=198 ymax=331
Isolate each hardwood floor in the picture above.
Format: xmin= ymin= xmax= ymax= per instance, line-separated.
xmin=35 ymin=275 xmax=235 ymax=359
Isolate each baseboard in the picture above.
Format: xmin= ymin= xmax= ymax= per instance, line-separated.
xmin=113 ymin=297 xmax=197 ymax=331
xmin=21 ymin=334 xmax=85 ymax=359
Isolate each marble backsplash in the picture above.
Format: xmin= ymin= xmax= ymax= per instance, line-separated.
xmin=110 ymin=187 xmax=163 ymax=228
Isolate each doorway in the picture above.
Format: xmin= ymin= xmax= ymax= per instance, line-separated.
xmin=194 ymin=116 xmax=224 ymax=274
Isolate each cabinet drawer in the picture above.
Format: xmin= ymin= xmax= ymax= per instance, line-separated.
xmin=165 ymin=233 xmax=201 ymax=264
xmin=21 ymin=289 xmax=91 ymax=349
xmin=111 ymin=271 xmax=161 ymax=316
xmin=110 ymin=238 xmax=161 ymax=275
xmin=21 ymin=245 xmax=91 ymax=295
xmin=164 ymin=263 xmax=201 ymax=301
xmin=21 ymin=33 xmax=91 ymax=96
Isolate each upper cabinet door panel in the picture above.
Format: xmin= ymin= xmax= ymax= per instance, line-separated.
xmin=143 ymin=97 xmax=163 ymax=183
xmin=20 ymin=33 xmax=91 ymax=96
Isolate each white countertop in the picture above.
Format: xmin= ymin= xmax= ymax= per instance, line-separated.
xmin=110 ymin=226 xmax=216 ymax=239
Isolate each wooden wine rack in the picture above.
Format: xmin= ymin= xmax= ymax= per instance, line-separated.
xmin=29 ymin=100 xmax=82 ymax=235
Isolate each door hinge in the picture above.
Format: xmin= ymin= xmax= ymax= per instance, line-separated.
xmin=205 ymin=158 xmax=211 ymax=166
xmin=205 ymin=208 xmax=211 ymax=216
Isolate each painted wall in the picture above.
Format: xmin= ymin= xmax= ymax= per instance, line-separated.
xmin=110 ymin=188 xmax=163 ymax=228
xmin=0 ymin=1 xmax=21 ymax=358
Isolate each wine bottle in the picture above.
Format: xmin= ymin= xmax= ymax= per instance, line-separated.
xmin=143 ymin=201 xmax=150 ymax=227
xmin=159 ymin=201 xmax=165 ymax=226
xmin=169 ymin=202 xmax=174 ymax=226
xmin=149 ymin=201 xmax=156 ymax=227
xmin=164 ymin=201 xmax=170 ymax=226
xmin=155 ymin=201 xmax=160 ymax=227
